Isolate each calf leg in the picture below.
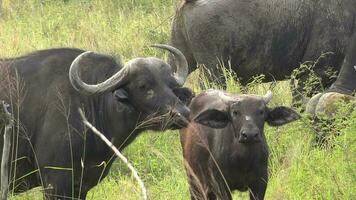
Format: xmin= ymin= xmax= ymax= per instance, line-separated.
xmin=188 ymin=180 xmax=208 ymax=200
xmin=207 ymin=191 xmax=217 ymax=200
xmin=189 ymin=188 xmax=218 ymax=200
xmin=248 ymin=173 xmax=267 ymax=200
xmin=214 ymin=182 xmax=232 ymax=200
xmin=187 ymin=174 xmax=219 ymax=200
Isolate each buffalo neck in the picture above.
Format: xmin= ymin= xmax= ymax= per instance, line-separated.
xmin=91 ymin=93 xmax=142 ymax=153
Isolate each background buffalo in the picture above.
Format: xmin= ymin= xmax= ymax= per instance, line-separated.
xmin=170 ymin=0 xmax=355 ymax=104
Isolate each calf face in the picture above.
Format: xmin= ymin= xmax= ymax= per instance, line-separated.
xmin=181 ymin=90 xmax=300 ymax=200
xmin=193 ymin=91 xmax=300 ymax=142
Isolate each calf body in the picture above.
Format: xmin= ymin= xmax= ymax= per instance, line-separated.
xmin=180 ymin=90 xmax=300 ymax=200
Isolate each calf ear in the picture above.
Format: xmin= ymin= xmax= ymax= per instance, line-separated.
xmin=194 ymin=109 xmax=229 ymax=128
xmin=114 ymin=89 xmax=129 ymax=102
xmin=266 ymin=106 xmax=300 ymax=126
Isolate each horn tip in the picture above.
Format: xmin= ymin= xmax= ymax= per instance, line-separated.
xmin=82 ymin=51 xmax=95 ymax=56
xmin=263 ymin=90 xmax=273 ymax=103
xmin=74 ymin=51 xmax=95 ymax=61
xmin=150 ymin=44 xmax=165 ymax=48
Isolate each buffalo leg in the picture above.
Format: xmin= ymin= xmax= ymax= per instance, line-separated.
xmin=42 ymin=177 xmax=87 ymax=200
xmin=42 ymin=171 xmax=82 ymax=200
xmin=78 ymin=192 xmax=87 ymax=200
xmin=294 ymin=44 xmax=343 ymax=107
xmin=195 ymin=56 xmax=227 ymax=89
xmin=291 ymin=65 xmax=338 ymax=109
xmin=290 ymin=73 xmax=307 ymax=108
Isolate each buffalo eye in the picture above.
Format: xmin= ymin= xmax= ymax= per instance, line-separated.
xmin=259 ymin=110 xmax=264 ymax=115
xmin=232 ymin=110 xmax=240 ymax=116
xmin=138 ymin=84 xmax=148 ymax=91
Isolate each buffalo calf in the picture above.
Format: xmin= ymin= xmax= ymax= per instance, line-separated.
xmin=180 ymin=90 xmax=300 ymax=200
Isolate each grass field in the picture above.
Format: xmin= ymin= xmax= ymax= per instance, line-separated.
xmin=0 ymin=0 xmax=355 ymax=199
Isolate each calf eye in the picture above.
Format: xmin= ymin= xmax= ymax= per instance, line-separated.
xmin=259 ymin=110 xmax=264 ymax=115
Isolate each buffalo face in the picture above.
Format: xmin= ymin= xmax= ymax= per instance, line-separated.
xmin=194 ymin=91 xmax=300 ymax=144
xmin=69 ymin=44 xmax=194 ymax=131
xmin=114 ymin=58 xmax=194 ymax=130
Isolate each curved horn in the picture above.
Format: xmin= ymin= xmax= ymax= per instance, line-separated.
xmin=69 ymin=51 xmax=128 ymax=95
xmin=151 ymin=44 xmax=188 ymax=86
xmin=263 ymin=90 xmax=273 ymax=104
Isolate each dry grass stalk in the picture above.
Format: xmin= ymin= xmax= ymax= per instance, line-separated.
xmin=0 ymin=101 xmax=14 ymax=200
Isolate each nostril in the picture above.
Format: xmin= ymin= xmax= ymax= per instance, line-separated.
xmin=252 ymin=132 xmax=261 ymax=142
xmin=239 ymin=129 xmax=261 ymax=143
xmin=238 ymin=131 xmax=249 ymax=143
xmin=241 ymin=131 xmax=248 ymax=139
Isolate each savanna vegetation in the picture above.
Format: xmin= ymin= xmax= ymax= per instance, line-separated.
xmin=0 ymin=0 xmax=355 ymax=199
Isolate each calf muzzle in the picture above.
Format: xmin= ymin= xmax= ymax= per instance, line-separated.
xmin=238 ymin=129 xmax=261 ymax=143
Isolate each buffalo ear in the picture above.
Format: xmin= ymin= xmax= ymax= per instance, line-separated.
xmin=194 ymin=109 xmax=229 ymax=128
xmin=266 ymin=106 xmax=300 ymax=126
xmin=114 ymin=89 xmax=129 ymax=102
xmin=173 ymin=87 xmax=195 ymax=105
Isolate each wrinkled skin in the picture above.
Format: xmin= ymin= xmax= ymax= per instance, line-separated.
xmin=170 ymin=0 xmax=355 ymax=103
xmin=306 ymin=32 xmax=356 ymax=117
xmin=0 ymin=47 xmax=194 ymax=199
xmin=180 ymin=90 xmax=300 ymax=200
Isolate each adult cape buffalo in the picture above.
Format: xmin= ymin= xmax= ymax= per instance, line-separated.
xmin=0 ymin=45 xmax=194 ymax=199
xmin=170 ymin=0 xmax=355 ymax=101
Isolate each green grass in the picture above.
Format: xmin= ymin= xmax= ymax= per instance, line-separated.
xmin=1 ymin=0 xmax=355 ymax=199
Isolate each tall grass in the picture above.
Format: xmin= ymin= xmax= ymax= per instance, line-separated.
xmin=0 ymin=0 xmax=355 ymax=199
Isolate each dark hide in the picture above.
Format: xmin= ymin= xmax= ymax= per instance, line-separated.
xmin=170 ymin=0 xmax=356 ymax=102
xmin=0 ymin=48 xmax=193 ymax=199
xmin=180 ymin=90 xmax=300 ymax=200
